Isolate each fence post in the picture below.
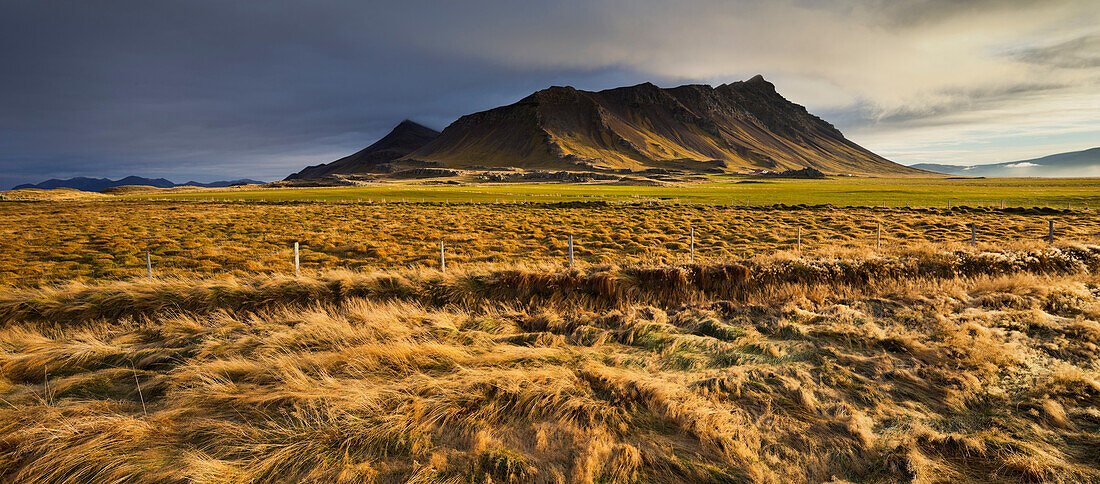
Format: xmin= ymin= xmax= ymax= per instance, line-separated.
xmin=146 ymin=251 xmax=152 ymax=278
xmin=568 ymin=235 xmax=574 ymax=266
xmin=690 ymin=227 xmax=695 ymax=263
xmin=440 ymin=239 xmax=446 ymax=272
xmin=1049 ymin=220 xmax=1054 ymax=244
xmin=970 ymin=223 xmax=976 ymax=247
xmin=797 ymin=226 xmax=802 ymax=254
xmin=877 ymin=223 xmax=882 ymax=250
xmin=294 ymin=242 xmax=300 ymax=277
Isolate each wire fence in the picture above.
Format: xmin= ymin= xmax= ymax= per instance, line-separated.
xmin=131 ymin=215 xmax=1098 ymax=279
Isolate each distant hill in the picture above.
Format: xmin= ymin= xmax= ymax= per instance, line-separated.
xmin=285 ymin=120 xmax=441 ymax=179
xmin=12 ymin=176 xmax=265 ymax=191
xmin=910 ymin=147 xmax=1100 ymax=177
xmin=178 ymin=179 xmax=267 ymax=188
xmin=399 ymin=76 xmax=923 ymax=176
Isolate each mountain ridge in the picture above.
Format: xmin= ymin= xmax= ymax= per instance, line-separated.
xmin=910 ymin=147 xmax=1100 ymax=177
xmin=11 ymin=176 xmax=265 ymax=192
xmin=400 ymin=76 xmax=923 ymax=176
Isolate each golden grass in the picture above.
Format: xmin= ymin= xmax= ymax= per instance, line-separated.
xmin=1 ymin=251 xmax=1099 ymax=482
xmin=0 ymin=200 xmax=1098 ymax=286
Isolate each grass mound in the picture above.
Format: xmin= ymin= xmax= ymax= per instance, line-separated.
xmin=1 ymin=254 xmax=1099 ymax=482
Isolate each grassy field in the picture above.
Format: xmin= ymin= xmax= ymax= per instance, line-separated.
xmin=1 ymin=250 xmax=1099 ymax=482
xmin=114 ymin=177 xmax=1100 ymax=207
xmin=0 ymin=200 xmax=1097 ymax=286
xmin=1 ymin=191 xmax=1099 ymax=482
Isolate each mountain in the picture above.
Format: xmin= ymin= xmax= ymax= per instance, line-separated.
xmin=910 ymin=148 xmax=1100 ymax=177
xmin=13 ymin=176 xmax=175 ymax=191
xmin=285 ymin=120 xmax=441 ymax=179
xmin=398 ymin=76 xmax=923 ymax=176
xmin=11 ymin=177 xmax=265 ymax=191
xmin=180 ymin=179 xmax=267 ymax=188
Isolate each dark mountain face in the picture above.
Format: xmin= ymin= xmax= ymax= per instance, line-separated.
xmin=401 ymin=76 xmax=925 ymax=176
xmin=11 ymin=177 xmax=265 ymax=191
xmin=286 ymin=120 xmax=441 ymax=179
xmin=911 ymin=147 xmax=1100 ymax=177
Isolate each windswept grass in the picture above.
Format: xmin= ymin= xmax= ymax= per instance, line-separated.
xmin=1 ymin=250 xmax=1099 ymax=483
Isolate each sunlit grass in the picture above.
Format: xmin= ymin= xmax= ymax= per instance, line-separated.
xmin=1 ymin=200 xmax=1098 ymax=286
xmin=115 ymin=177 xmax=1100 ymax=207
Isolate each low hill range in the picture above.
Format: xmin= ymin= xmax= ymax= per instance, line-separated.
xmin=911 ymin=147 xmax=1100 ymax=178
xmin=12 ymin=176 xmax=266 ymax=192
xmin=288 ymin=75 xmax=925 ymax=180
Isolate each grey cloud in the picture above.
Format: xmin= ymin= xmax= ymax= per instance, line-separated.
xmin=1011 ymin=35 xmax=1100 ymax=68
xmin=0 ymin=0 xmax=660 ymax=186
xmin=844 ymin=0 xmax=1087 ymax=27
xmin=872 ymin=82 xmax=1071 ymax=126
xmin=0 ymin=0 xmax=1097 ymax=187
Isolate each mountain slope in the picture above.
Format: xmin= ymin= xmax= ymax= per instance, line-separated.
xmin=286 ymin=120 xmax=440 ymax=179
xmin=11 ymin=177 xmax=264 ymax=191
xmin=911 ymin=147 xmax=1100 ymax=177
xmin=402 ymin=76 xmax=923 ymax=176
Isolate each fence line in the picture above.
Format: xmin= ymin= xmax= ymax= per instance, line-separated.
xmin=258 ymin=218 xmax=1091 ymax=277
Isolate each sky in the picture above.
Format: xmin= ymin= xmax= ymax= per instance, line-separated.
xmin=1 ymin=0 xmax=1098 ymax=188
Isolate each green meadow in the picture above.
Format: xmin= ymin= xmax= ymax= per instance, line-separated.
xmin=120 ymin=177 xmax=1100 ymax=207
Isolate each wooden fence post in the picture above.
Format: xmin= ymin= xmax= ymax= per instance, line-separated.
xmin=970 ymin=223 xmax=976 ymax=247
xmin=146 ymin=251 xmax=152 ymax=278
xmin=877 ymin=223 xmax=882 ymax=250
xmin=797 ymin=226 xmax=802 ymax=254
xmin=1049 ymin=220 xmax=1054 ymax=244
xmin=690 ymin=227 xmax=695 ymax=263
xmin=294 ymin=242 xmax=300 ymax=277
xmin=440 ymin=239 xmax=446 ymax=272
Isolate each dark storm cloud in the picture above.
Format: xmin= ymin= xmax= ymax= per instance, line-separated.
xmin=0 ymin=0 xmax=1097 ymax=186
xmin=0 ymin=0 xmax=660 ymax=187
